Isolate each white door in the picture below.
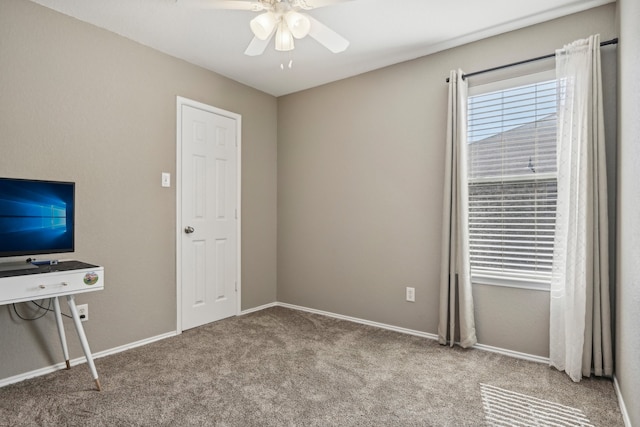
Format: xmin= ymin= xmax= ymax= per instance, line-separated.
xmin=179 ymin=101 xmax=239 ymax=331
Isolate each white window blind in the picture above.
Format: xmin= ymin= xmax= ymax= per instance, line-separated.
xmin=466 ymin=77 xmax=557 ymax=289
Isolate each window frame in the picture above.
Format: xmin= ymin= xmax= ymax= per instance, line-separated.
xmin=466 ymin=70 xmax=557 ymax=292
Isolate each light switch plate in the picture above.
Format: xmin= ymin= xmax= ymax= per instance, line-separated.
xmin=161 ymin=172 xmax=171 ymax=188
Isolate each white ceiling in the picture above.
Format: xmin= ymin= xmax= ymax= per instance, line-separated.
xmin=30 ymin=0 xmax=613 ymax=96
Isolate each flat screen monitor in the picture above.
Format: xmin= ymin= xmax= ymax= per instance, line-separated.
xmin=0 ymin=177 xmax=75 ymax=259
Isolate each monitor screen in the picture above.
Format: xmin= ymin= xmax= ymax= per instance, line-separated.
xmin=0 ymin=178 xmax=75 ymax=258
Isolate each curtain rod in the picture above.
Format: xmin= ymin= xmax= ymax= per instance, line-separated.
xmin=445 ymin=38 xmax=618 ymax=83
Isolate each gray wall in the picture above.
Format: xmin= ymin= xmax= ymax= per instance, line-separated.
xmin=277 ymin=4 xmax=617 ymax=358
xmin=0 ymin=0 xmax=277 ymax=380
xmin=616 ymin=0 xmax=640 ymax=424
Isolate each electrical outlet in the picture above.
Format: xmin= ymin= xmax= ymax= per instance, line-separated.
xmin=406 ymin=287 xmax=415 ymax=302
xmin=77 ymin=304 xmax=89 ymax=322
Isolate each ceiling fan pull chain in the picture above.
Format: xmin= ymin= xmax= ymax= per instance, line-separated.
xmin=280 ymin=52 xmax=293 ymax=70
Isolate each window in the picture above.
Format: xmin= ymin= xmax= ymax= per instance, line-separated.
xmin=466 ymin=73 xmax=557 ymax=290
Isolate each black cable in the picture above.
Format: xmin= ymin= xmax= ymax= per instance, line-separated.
xmin=12 ymin=298 xmax=52 ymax=321
xmin=31 ymin=299 xmax=72 ymax=319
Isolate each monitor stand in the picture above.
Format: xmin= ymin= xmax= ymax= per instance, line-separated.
xmin=0 ymin=261 xmax=39 ymax=273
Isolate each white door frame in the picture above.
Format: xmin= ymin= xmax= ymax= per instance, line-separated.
xmin=176 ymin=96 xmax=242 ymax=334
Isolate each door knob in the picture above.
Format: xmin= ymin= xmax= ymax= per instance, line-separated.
xmin=184 ymin=226 xmax=195 ymax=234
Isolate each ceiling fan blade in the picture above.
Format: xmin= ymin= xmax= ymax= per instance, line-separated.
xmin=307 ymin=15 xmax=349 ymax=53
xmin=244 ymin=31 xmax=275 ymax=56
xmin=181 ymin=0 xmax=266 ymax=11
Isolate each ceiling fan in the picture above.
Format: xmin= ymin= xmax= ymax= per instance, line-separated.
xmin=188 ymin=0 xmax=351 ymax=56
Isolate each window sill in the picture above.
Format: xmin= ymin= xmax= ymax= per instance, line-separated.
xmin=471 ymin=274 xmax=550 ymax=292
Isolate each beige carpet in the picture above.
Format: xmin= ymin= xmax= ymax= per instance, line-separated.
xmin=0 ymin=307 xmax=624 ymax=426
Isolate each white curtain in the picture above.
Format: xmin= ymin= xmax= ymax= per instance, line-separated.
xmin=550 ymin=34 xmax=613 ymax=382
xmin=438 ymin=69 xmax=477 ymax=348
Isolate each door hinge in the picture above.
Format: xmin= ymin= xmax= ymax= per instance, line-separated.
xmin=235 ymin=281 xmax=238 ymax=292
xmin=235 ymin=208 xmax=238 ymax=220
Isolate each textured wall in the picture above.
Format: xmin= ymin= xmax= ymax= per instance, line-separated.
xmin=0 ymin=0 xmax=277 ymax=380
xmin=616 ymin=0 xmax=640 ymax=424
xmin=277 ymin=4 xmax=617 ymax=357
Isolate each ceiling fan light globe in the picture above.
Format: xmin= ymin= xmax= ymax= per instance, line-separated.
xmin=250 ymin=12 xmax=277 ymax=40
xmin=284 ymin=11 xmax=311 ymax=39
xmin=275 ymin=22 xmax=295 ymax=51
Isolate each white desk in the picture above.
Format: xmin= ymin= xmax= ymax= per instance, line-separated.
xmin=0 ymin=261 xmax=104 ymax=391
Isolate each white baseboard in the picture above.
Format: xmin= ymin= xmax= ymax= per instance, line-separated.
xmin=0 ymin=361 xmax=71 ymax=389
xmin=276 ymin=302 xmax=439 ymax=340
xmin=472 ymin=343 xmax=549 ymax=364
xmin=239 ymin=302 xmax=278 ymax=316
xmin=275 ymin=302 xmax=549 ymax=364
xmin=613 ymin=375 xmax=633 ymax=427
xmin=90 ymin=331 xmax=177 ymax=360
xmin=0 ymin=330 xmax=177 ymax=389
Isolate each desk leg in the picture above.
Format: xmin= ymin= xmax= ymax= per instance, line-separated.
xmin=66 ymin=294 xmax=101 ymax=391
xmin=52 ymin=297 xmax=71 ymax=369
